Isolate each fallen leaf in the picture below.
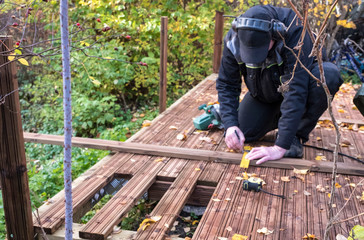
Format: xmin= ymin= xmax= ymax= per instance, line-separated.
xmin=113 ymin=226 xmax=122 ymax=234
xmin=316 ymin=185 xmax=326 ymax=192
xmin=195 ymin=168 xmax=201 ymax=171
xmin=242 ymin=171 xmax=249 ymax=180
xmin=169 ymin=126 xmax=178 ymax=130
xmin=212 ymin=198 xmax=221 ymax=202
xmin=138 ymin=216 xmax=162 ymax=231
xmin=304 ymin=190 xmax=311 ymax=196
xmin=338 ymin=109 xmax=345 ymax=113
xmin=335 ymin=183 xmax=342 ymax=189
xmin=232 ymin=234 xmax=248 ymax=240
xmin=185 ymin=237 xmax=192 ymax=240
xmin=226 ymin=226 xmax=233 ymax=231
xmin=142 ymin=120 xmax=152 ymax=127
xmin=199 ymin=136 xmax=212 ymax=143
xmin=349 ymin=183 xmax=356 ymax=188
xmin=316 ymin=137 xmax=322 ymax=141
xmin=177 ymin=132 xmax=187 ymax=140
xmin=154 ymin=158 xmax=164 ymax=162
xmin=192 ymin=220 xmax=199 ymax=225
xmin=257 ymin=227 xmax=274 ymax=235
xmin=281 ymin=176 xmax=290 ymax=182
xmin=328 ymin=193 xmax=331 ymax=198
xmin=302 ymin=233 xmax=318 ymax=239
xmin=336 ymin=234 xmax=348 ymax=240
xmin=218 ymin=237 xmax=228 ymax=240
xmin=294 ymin=190 xmax=298 ymax=193
xmin=293 ymin=168 xmax=309 ymax=175
xmin=273 ymin=180 xmax=279 ymax=184
xmin=236 ymin=176 xmax=244 ymax=180
xmin=225 ymin=198 xmax=231 ymax=201
xmin=18 ymin=58 xmax=29 ymax=66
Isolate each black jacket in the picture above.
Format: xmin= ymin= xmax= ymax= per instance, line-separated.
xmin=216 ymin=5 xmax=315 ymax=149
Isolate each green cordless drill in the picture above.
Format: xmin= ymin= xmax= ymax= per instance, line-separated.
xmin=193 ymin=103 xmax=223 ymax=130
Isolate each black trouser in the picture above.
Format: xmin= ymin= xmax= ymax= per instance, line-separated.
xmin=238 ymin=62 xmax=343 ymax=143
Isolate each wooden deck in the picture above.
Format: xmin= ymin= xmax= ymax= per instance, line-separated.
xmin=30 ymin=74 xmax=364 ymax=240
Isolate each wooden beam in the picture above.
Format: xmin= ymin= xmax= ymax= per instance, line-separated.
xmin=213 ymin=11 xmax=224 ymax=73
xmin=159 ymin=16 xmax=168 ymax=113
xmin=319 ymin=116 xmax=364 ymax=126
xmin=24 ymin=132 xmax=364 ymax=176
xmin=0 ymin=37 xmax=34 ymax=240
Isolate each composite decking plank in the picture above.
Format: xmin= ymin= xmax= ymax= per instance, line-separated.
xmin=34 ymin=152 xmax=132 ymax=233
xmin=79 ymin=157 xmax=167 ymax=239
xmin=134 ymin=161 xmax=207 ymax=240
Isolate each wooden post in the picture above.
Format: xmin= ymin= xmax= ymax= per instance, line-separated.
xmin=0 ymin=37 xmax=34 ymax=239
xmin=213 ymin=11 xmax=224 ymax=73
xmin=159 ymin=16 xmax=168 ymax=113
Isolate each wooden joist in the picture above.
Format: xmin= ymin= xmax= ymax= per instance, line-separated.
xmin=24 ymin=132 xmax=364 ymax=176
xmin=133 ymin=161 xmax=207 ymax=240
xmin=79 ymin=157 xmax=167 ymax=240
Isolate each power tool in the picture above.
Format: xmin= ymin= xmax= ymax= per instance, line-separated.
xmin=243 ymin=177 xmax=285 ymax=199
xmin=193 ymin=103 xmax=223 ymax=130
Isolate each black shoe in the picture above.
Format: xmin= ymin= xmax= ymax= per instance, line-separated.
xmin=283 ymin=136 xmax=303 ymax=158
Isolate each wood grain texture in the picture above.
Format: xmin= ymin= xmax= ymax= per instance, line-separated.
xmin=0 ymin=37 xmax=34 ymax=240
xmin=24 ymin=132 xmax=364 ymax=176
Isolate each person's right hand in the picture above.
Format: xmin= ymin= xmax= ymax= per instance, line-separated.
xmin=225 ymin=126 xmax=245 ymax=152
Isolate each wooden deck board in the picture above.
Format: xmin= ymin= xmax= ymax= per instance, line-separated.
xmin=79 ymin=157 xmax=167 ymax=239
xmin=134 ymin=161 xmax=207 ymax=240
xmin=29 ymin=74 xmax=364 ymax=239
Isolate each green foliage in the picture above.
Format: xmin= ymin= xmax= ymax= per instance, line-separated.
xmin=0 ymin=193 xmax=5 ymax=240
xmin=120 ymin=199 xmax=156 ymax=231
xmin=80 ymin=194 xmax=113 ymax=224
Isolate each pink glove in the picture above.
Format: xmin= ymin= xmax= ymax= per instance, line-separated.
xmin=225 ymin=126 xmax=245 ymax=152
xmin=246 ymin=145 xmax=287 ymax=165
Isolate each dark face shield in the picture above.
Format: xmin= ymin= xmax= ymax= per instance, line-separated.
xmin=238 ymin=29 xmax=271 ymax=64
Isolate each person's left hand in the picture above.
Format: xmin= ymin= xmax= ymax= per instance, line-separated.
xmin=246 ymin=145 xmax=287 ymax=165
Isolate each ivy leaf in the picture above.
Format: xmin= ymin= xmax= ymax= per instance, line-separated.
xmin=18 ymin=58 xmax=29 ymax=66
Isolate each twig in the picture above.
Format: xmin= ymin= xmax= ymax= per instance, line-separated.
xmin=331 ymin=179 xmax=364 ymax=225
xmin=0 ymin=88 xmax=19 ymax=105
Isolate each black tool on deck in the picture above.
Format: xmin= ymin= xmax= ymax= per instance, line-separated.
xmin=243 ymin=179 xmax=285 ymax=199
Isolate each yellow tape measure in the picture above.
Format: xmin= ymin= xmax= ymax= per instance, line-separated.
xmin=240 ymin=152 xmax=250 ymax=169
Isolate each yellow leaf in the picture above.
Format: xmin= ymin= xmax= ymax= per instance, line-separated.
xmin=336 ymin=19 xmax=356 ymax=29
xmin=18 ymin=58 xmax=29 ymax=66
xmin=359 ymin=126 xmax=364 ymax=131
xmin=293 ymin=168 xmax=309 ymax=175
xmin=169 ymin=126 xmax=178 ymax=130
xmin=104 ymin=56 xmax=112 ymax=59
xmin=14 ymin=49 xmax=22 ymax=55
xmin=192 ymin=220 xmax=199 ymax=225
xmin=80 ymin=40 xmax=90 ymax=46
xmin=240 ymin=152 xmax=250 ymax=169
xmin=154 ymin=158 xmax=164 ymax=162
xmin=8 ymin=55 xmax=15 ymax=61
xmin=335 ymin=183 xmax=342 ymax=189
xmin=316 ymin=137 xmax=322 ymax=141
xmin=232 ymin=234 xmax=248 ymax=240
xmin=142 ymin=120 xmax=152 ymax=127
xmin=281 ymin=176 xmax=290 ymax=182
xmin=302 ymin=233 xmax=318 ymax=239
xmin=328 ymin=193 xmax=331 ymax=198
xmin=137 ymin=215 xmax=162 ymax=231
xmin=91 ymin=79 xmax=101 ymax=86
xmin=242 ymin=171 xmax=249 ymax=180
xmin=195 ymin=168 xmax=201 ymax=171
